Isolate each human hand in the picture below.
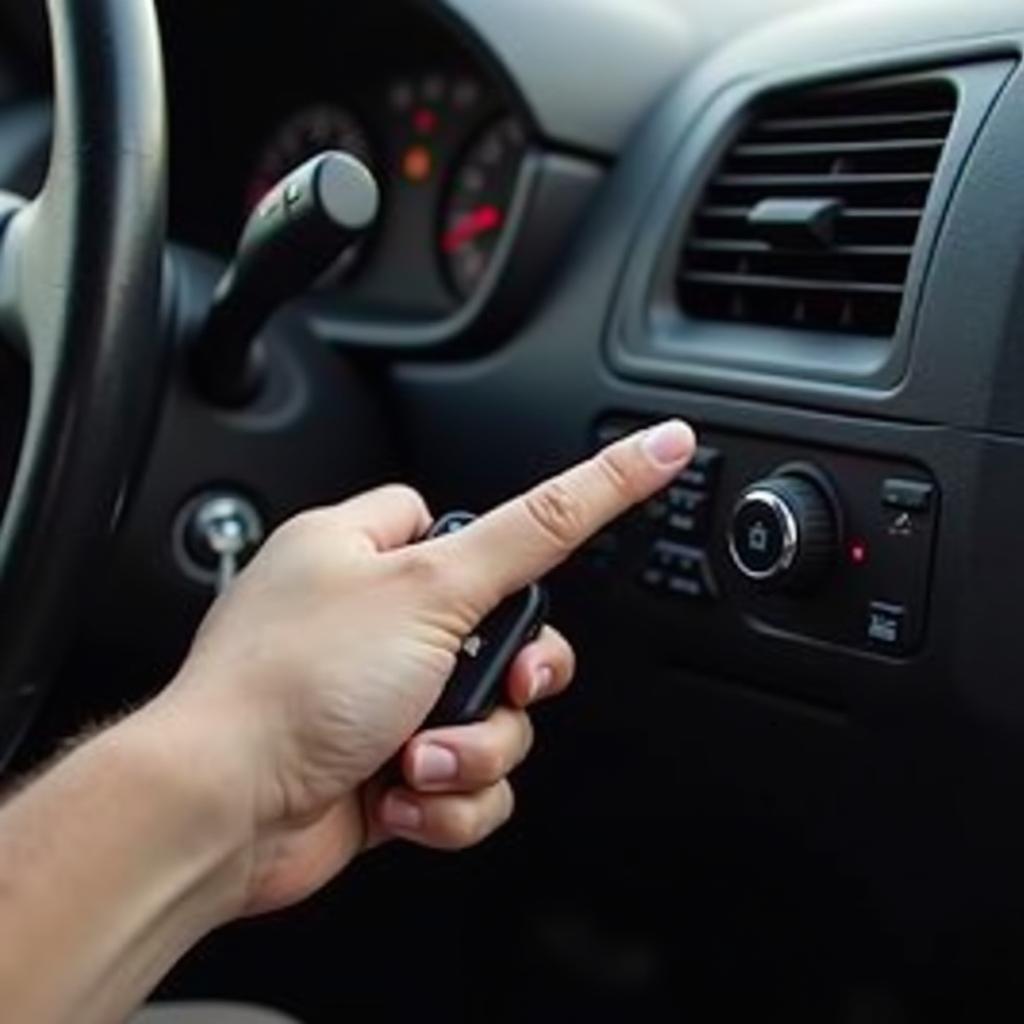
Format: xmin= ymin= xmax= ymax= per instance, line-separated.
xmin=152 ymin=420 xmax=696 ymax=915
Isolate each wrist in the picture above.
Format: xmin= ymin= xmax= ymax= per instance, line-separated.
xmin=0 ymin=696 xmax=262 ymax=1021
xmin=113 ymin=691 xmax=259 ymax=923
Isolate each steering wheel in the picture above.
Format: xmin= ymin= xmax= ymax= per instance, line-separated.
xmin=0 ymin=0 xmax=166 ymax=765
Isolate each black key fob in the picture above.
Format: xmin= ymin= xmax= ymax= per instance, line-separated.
xmin=423 ymin=512 xmax=548 ymax=728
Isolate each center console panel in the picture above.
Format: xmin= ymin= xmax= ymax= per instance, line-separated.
xmin=587 ymin=418 xmax=939 ymax=696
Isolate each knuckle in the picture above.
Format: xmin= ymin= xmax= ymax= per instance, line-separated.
xmin=595 ymin=447 xmax=643 ymax=502
xmin=275 ymin=508 xmax=326 ymax=546
xmin=474 ymin=742 xmax=507 ymax=783
xmin=269 ymin=511 xmax=341 ymax=586
xmin=524 ymin=481 xmax=588 ymax=552
xmin=395 ymin=546 xmax=449 ymax=590
xmin=444 ymin=802 xmax=484 ymax=848
xmin=438 ymin=786 xmax=516 ymax=849
xmin=381 ymin=483 xmax=431 ymax=522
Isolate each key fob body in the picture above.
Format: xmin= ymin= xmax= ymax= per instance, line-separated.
xmin=423 ymin=512 xmax=548 ymax=728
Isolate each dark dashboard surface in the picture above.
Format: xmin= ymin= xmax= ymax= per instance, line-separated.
xmin=385 ymin=2 xmax=1024 ymax=1015
xmin=7 ymin=0 xmax=1024 ymax=1019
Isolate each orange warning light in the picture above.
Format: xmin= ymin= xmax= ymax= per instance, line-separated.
xmin=402 ymin=145 xmax=433 ymax=183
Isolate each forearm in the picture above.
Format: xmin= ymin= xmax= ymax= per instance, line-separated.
xmin=0 ymin=698 xmax=249 ymax=1024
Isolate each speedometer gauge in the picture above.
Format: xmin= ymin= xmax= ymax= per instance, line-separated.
xmin=246 ymin=105 xmax=376 ymax=284
xmin=440 ymin=116 xmax=528 ymax=301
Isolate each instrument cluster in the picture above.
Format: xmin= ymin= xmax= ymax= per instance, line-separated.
xmin=246 ymin=73 xmax=528 ymax=315
xmin=159 ymin=0 xmax=534 ymax=323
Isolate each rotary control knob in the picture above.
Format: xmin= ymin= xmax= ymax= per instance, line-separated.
xmin=728 ymin=474 xmax=838 ymax=591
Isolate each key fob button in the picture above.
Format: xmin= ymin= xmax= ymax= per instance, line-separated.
xmin=422 ymin=512 xmax=549 ymax=728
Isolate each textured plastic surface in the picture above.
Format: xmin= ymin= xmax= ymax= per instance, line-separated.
xmin=439 ymin=0 xmax=823 ymax=155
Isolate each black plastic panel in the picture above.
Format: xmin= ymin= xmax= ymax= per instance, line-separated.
xmin=593 ymin=418 xmax=939 ymax=673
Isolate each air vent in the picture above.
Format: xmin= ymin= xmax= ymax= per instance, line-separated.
xmin=678 ymin=76 xmax=958 ymax=337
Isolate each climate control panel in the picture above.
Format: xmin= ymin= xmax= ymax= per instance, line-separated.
xmin=590 ymin=419 xmax=939 ymax=657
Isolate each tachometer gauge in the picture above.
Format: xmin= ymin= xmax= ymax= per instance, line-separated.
xmin=246 ymin=105 xmax=376 ymax=283
xmin=248 ymin=105 xmax=374 ymax=210
xmin=440 ymin=116 xmax=528 ymax=301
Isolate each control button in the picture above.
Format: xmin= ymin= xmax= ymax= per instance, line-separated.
xmin=886 ymin=510 xmax=918 ymax=540
xmin=650 ymin=540 xmax=702 ymax=573
xmin=642 ymin=541 xmax=716 ymax=601
xmin=731 ymin=496 xmax=790 ymax=576
xmin=667 ymin=509 xmax=708 ymax=538
xmin=667 ymin=486 xmax=706 ymax=510
xmin=678 ymin=447 xmax=722 ymax=491
xmin=666 ymin=487 xmax=709 ymax=539
xmin=882 ymin=478 xmax=934 ymax=513
xmin=867 ymin=601 xmax=907 ymax=650
xmin=728 ymin=473 xmax=838 ymax=591
xmin=666 ymin=574 xmax=707 ymax=600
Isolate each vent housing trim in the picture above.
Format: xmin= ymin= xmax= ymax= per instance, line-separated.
xmin=608 ymin=57 xmax=1016 ymax=398
xmin=677 ymin=76 xmax=958 ymax=339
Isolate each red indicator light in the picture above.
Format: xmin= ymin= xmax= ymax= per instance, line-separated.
xmin=849 ymin=540 xmax=869 ymax=566
xmin=413 ymin=108 xmax=438 ymax=135
xmin=442 ymin=205 xmax=503 ymax=254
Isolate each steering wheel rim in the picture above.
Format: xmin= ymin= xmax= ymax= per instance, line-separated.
xmin=0 ymin=0 xmax=167 ymax=765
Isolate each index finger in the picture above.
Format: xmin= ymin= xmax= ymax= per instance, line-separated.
xmin=438 ymin=420 xmax=696 ymax=608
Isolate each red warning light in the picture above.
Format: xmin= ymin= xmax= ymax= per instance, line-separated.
xmin=849 ymin=540 xmax=869 ymax=566
xmin=413 ymin=108 xmax=439 ymax=135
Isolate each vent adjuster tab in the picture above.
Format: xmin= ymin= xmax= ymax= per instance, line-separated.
xmin=748 ymin=197 xmax=844 ymax=249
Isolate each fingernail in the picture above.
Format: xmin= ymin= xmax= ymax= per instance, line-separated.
xmin=412 ymin=744 xmax=459 ymax=784
xmin=381 ymin=793 xmax=424 ymax=832
xmin=529 ymin=665 xmax=555 ymax=703
xmin=641 ymin=420 xmax=695 ymax=468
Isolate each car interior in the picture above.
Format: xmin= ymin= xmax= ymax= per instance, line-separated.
xmin=3 ymin=0 xmax=1024 ymax=1020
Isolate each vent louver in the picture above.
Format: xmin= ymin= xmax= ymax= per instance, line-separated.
xmin=678 ymin=77 xmax=958 ymax=337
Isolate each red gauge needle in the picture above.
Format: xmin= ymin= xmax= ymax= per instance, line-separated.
xmin=442 ymin=204 xmax=503 ymax=254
